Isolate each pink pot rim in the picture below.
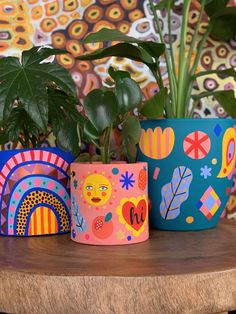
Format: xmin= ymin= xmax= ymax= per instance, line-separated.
xmin=71 ymin=161 xmax=147 ymax=166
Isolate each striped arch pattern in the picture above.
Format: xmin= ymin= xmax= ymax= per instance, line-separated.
xmin=0 ymin=149 xmax=72 ymax=236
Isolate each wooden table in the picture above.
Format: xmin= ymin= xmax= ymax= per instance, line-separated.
xmin=0 ymin=220 xmax=236 ymax=314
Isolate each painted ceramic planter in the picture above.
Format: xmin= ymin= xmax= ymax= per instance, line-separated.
xmin=0 ymin=147 xmax=75 ymax=236
xmin=70 ymin=162 xmax=149 ymax=245
xmin=137 ymin=118 xmax=236 ymax=231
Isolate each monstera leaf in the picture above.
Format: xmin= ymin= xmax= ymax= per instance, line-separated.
xmin=0 ymin=46 xmax=76 ymax=130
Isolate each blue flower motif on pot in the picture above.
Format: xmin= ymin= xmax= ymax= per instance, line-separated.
xmin=200 ymin=165 xmax=212 ymax=179
xmin=120 ymin=171 xmax=135 ymax=190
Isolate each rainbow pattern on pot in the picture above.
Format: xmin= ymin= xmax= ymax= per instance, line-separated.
xmin=0 ymin=148 xmax=74 ymax=236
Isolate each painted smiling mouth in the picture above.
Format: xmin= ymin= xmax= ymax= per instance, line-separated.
xmin=91 ymin=197 xmax=101 ymax=203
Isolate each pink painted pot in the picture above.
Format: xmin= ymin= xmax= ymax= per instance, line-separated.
xmin=70 ymin=162 xmax=149 ymax=245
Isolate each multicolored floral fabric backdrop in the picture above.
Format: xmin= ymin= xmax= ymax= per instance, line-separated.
xmin=0 ymin=0 xmax=236 ymax=219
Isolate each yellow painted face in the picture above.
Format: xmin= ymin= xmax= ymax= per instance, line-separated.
xmin=83 ymin=174 xmax=112 ymax=206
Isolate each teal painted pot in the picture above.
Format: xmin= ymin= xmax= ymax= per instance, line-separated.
xmin=137 ymin=118 xmax=236 ymax=230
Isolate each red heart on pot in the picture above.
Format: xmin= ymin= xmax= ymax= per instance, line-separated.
xmin=122 ymin=199 xmax=147 ymax=231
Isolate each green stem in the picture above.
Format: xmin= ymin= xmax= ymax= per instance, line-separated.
xmin=185 ymin=25 xmax=213 ymax=111
xmin=176 ymin=0 xmax=191 ymax=118
xmin=156 ymin=61 xmax=164 ymax=89
xmin=192 ymin=90 xmax=217 ymax=100
xmin=18 ymin=137 xmax=26 ymax=148
xmin=193 ymin=68 xmax=226 ymax=79
xmin=167 ymin=3 xmax=178 ymax=116
xmin=187 ymin=98 xmax=198 ymax=118
xmin=150 ymin=67 xmax=162 ymax=88
xmin=106 ymin=125 xmax=112 ymax=164
xmin=183 ymin=0 xmax=206 ymax=115
xmin=38 ymin=130 xmax=53 ymax=147
xmin=186 ymin=0 xmax=206 ymax=75
xmin=100 ymin=147 xmax=106 ymax=164
xmin=167 ymin=3 xmax=177 ymax=81
xmin=101 ymin=126 xmax=112 ymax=164
xmin=190 ymin=25 xmax=212 ymax=77
xmin=149 ymin=0 xmax=177 ymax=117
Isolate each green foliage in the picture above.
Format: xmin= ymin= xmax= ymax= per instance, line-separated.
xmin=193 ymin=68 xmax=236 ymax=79
xmin=77 ymin=68 xmax=142 ymax=164
xmin=141 ymin=88 xmax=167 ymax=118
xmin=115 ymin=77 xmax=142 ymax=113
xmin=194 ymin=90 xmax=236 ymax=119
xmin=0 ymin=46 xmax=80 ymax=153
xmin=205 ymin=0 xmax=230 ymax=17
xmin=82 ymin=28 xmax=143 ymax=44
xmin=122 ymin=115 xmax=141 ymax=163
xmin=77 ymin=0 xmax=236 ymax=119
xmin=0 ymin=107 xmax=40 ymax=148
xmin=84 ymin=89 xmax=119 ymax=135
xmin=155 ymin=0 xmax=174 ymax=10
xmin=214 ymin=91 xmax=236 ymax=118
xmin=79 ymin=28 xmax=165 ymax=76
xmin=209 ymin=8 xmax=236 ymax=41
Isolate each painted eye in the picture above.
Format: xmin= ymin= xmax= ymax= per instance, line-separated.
xmin=99 ymin=186 xmax=108 ymax=191
xmin=86 ymin=186 xmax=93 ymax=190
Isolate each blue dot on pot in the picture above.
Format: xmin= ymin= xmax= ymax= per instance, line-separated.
xmin=112 ymin=168 xmax=119 ymax=175
xmin=72 ymin=230 xmax=76 ymax=238
xmin=127 ymin=235 xmax=132 ymax=241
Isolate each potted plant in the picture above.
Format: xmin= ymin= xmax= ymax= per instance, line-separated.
xmin=70 ymin=67 xmax=149 ymax=245
xmin=0 ymin=46 xmax=82 ymax=236
xmin=77 ymin=1 xmax=236 ymax=231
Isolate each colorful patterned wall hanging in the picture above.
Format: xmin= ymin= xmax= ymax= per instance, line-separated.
xmin=0 ymin=148 xmax=75 ymax=236
xmin=70 ymin=162 xmax=149 ymax=245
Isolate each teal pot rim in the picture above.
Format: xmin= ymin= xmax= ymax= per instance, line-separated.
xmin=141 ymin=118 xmax=235 ymax=123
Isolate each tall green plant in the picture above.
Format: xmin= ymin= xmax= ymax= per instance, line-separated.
xmin=77 ymin=1 xmax=236 ymax=118
xmin=76 ymin=67 xmax=142 ymax=164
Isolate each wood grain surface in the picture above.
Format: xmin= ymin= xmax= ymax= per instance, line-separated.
xmin=0 ymin=220 xmax=236 ymax=314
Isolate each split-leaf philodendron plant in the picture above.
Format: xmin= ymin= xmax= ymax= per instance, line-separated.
xmin=77 ymin=0 xmax=236 ymax=119
xmin=76 ymin=67 xmax=142 ymax=164
xmin=0 ymin=46 xmax=82 ymax=155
